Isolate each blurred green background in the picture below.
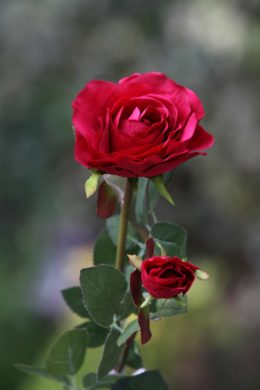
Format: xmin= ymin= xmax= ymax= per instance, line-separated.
xmin=1 ymin=0 xmax=260 ymax=389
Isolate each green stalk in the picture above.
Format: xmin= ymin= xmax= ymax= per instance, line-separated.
xmin=115 ymin=178 xmax=133 ymax=272
xmin=70 ymin=375 xmax=79 ymax=390
xmin=115 ymin=178 xmax=134 ymax=373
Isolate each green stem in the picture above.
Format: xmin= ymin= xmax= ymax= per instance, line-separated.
xmin=70 ymin=375 xmax=79 ymax=390
xmin=115 ymin=178 xmax=133 ymax=272
xmin=114 ymin=179 xmax=134 ymax=374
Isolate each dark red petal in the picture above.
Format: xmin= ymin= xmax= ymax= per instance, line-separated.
xmin=188 ymin=125 xmax=215 ymax=151
xmin=119 ymin=72 xmax=180 ymax=96
xmin=184 ymin=87 xmax=205 ymax=120
xmin=96 ymin=181 xmax=117 ymax=219
xmin=130 ymin=269 xmax=143 ymax=307
xmin=138 ymin=306 xmax=152 ymax=344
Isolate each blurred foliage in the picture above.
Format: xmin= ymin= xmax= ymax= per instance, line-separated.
xmin=0 ymin=0 xmax=260 ymax=389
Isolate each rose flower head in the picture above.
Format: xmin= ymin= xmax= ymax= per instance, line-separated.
xmin=72 ymin=72 xmax=214 ymax=177
xmin=141 ymin=256 xmax=199 ymax=299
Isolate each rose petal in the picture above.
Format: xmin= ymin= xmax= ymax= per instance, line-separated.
xmin=188 ymin=125 xmax=215 ymax=151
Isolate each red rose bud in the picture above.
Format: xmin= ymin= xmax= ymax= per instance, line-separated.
xmin=141 ymin=256 xmax=199 ymax=299
xmin=96 ymin=181 xmax=117 ymax=219
xmin=73 ymin=72 xmax=214 ymax=178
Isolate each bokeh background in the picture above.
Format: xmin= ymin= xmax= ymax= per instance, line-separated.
xmin=1 ymin=0 xmax=260 ymax=389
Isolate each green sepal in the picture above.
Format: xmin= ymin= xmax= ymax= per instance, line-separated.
xmin=151 ymin=175 xmax=175 ymax=205
xmin=148 ymin=171 xmax=174 ymax=213
xmin=85 ymin=171 xmax=102 ymax=198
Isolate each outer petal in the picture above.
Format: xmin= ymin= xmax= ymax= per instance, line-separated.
xmin=118 ymin=72 xmax=182 ymax=97
xmin=72 ymin=80 xmax=117 ymax=136
xmin=184 ymin=87 xmax=205 ymax=120
xmin=188 ymin=125 xmax=215 ymax=151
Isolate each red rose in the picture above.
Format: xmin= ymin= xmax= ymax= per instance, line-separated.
xmin=141 ymin=256 xmax=199 ymax=299
xmin=72 ymin=72 xmax=214 ymax=177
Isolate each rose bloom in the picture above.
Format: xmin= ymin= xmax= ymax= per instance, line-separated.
xmin=72 ymin=72 xmax=214 ymax=177
xmin=141 ymin=256 xmax=199 ymax=299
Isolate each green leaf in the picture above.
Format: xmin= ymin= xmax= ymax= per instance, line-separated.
xmin=150 ymin=295 xmax=188 ymax=319
xmin=151 ymin=175 xmax=174 ymax=205
xmin=117 ymin=319 xmax=139 ymax=347
xmin=117 ymin=291 xmax=136 ymax=320
xmin=62 ymin=286 xmax=90 ymax=318
xmin=46 ymin=330 xmax=88 ymax=376
xmin=112 ymin=370 xmax=168 ymax=390
xmin=98 ymin=328 xmax=123 ymax=380
xmin=83 ymin=373 xmax=97 ymax=389
xmin=106 ymin=216 xmax=138 ymax=250
xmin=93 ymin=229 xmax=117 ymax=266
xmin=135 ymin=178 xmax=148 ymax=224
xmin=80 ymin=265 xmax=127 ymax=328
xmin=151 ymin=222 xmax=187 ymax=258
xmin=77 ymin=322 xmax=109 ymax=348
xmin=126 ymin=341 xmax=143 ymax=370
xmin=83 ymin=373 xmax=125 ymax=390
xmin=14 ymin=364 xmax=70 ymax=386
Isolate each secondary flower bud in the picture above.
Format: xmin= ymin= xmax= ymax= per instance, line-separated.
xmin=72 ymin=72 xmax=214 ymax=178
xmin=141 ymin=256 xmax=199 ymax=299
